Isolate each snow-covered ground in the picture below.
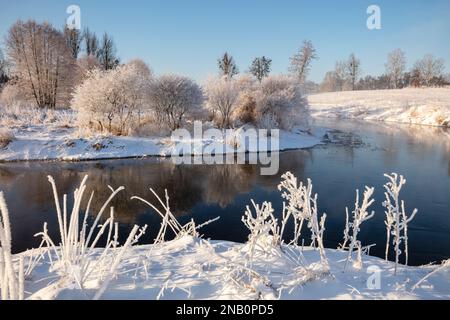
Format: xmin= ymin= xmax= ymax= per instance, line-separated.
xmin=14 ymin=236 xmax=450 ymax=300
xmin=0 ymin=125 xmax=323 ymax=162
xmin=308 ymin=88 xmax=450 ymax=127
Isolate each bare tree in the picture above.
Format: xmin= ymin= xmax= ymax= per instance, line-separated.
xmin=289 ymin=40 xmax=318 ymax=84
xmin=413 ymin=54 xmax=445 ymax=87
xmin=148 ymin=74 xmax=203 ymax=130
xmin=6 ymin=20 xmax=76 ymax=108
xmin=99 ymin=33 xmax=119 ymax=70
xmin=64 ymin=27 xmax=82 ymax=59
xmin=218 ymin=52 xmax=239 ymax=78
xmin=249 ymin=56 xmax=272 ymax=82
xmin=385 ymin=49 xmax=406 ymax=89
xmin=346 ymin=53 xmax=361 ymax=90
xmin=83 ymin=28 xmax=100 ymax=58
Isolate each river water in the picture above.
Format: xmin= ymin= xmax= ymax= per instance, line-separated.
xmin=1 ymin=118 xmax=449 ymax=266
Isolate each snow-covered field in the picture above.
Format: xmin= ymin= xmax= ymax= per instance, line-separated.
xmin=308 ymin=88 xmax=450 ymax=127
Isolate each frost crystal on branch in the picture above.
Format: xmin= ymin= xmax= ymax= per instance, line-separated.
xmin=277 ymin=172 xmax=329 ymax=269
xmin=383 ymin=173 xmax=418 ymax=275
xmin=342 ymin=187 xmax=375 ymax=271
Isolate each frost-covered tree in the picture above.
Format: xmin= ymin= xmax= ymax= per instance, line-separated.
xmin=249 ymin=56 xmax=272 ymax=82
xmin=205 ymin=76 xmax=240 ymax=128
xmin=346 ymin=53 xmax=361 ymax=91
xmin=254 ymin=75 xmax=307 ymax=129
xmin=320 ymin=71 xmax=339 ymax=92
xmin=6 ymin=20 xmax=77 ymax=108
xmin=334 ymin=61 xmax=347 ymax=91
xmin=83 ymin=28 xmax=100 ymax=58
xmin=64 ymin=27 xmax=82 ymax=58
xmin=385 ymin=49 xmax=406 ymax=89
xmin=148 ymin=74 xmax=203 ymax=130
xmin=413 ymin=54 xmax=445 ymax=87
xmin=289 ymin=40 xmax=318 ymax=84
xmin=98 ymin=33 xmax=119 ymax=70
xmin=72 ymin=60 xmax=152 ymax=135
xmin=218 ymin=52 xmax=239 ymax=79
xmin=383 ymin=173 xmax=418 ymax=275
xmin=76 ymin=55 xmax=101 ymax=81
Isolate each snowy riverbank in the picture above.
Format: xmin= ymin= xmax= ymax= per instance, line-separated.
xmin=0 ymin=124 xmax=324 ymax=162
xmin=13 ymin=236 xmax=450 ymax=300
xmin=308 ymin=88 xmax=450 ymax=127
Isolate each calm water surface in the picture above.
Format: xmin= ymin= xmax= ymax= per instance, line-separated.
xmin=1 ymin=119 xmax=449 ymax=266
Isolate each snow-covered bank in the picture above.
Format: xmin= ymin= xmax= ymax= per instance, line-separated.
xmin=308 ymin=88 xmax=450 ymax=127
xmin=11 ymin=237 xmax=450 ymax=300
xmin=0 ymin=124 xmax=324 ymax=162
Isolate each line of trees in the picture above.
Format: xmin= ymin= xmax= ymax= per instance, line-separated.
xmin=320 ymin=49 xmax=448 ymax=92
xmin=0 ymin=20 xmax=120 ymax=109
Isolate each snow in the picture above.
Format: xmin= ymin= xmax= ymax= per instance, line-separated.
xmin=0 ymin=124 xmax=324 ymax=162
xmin=308 ymin=88 xmax=450 ymax=127
xmin=16 ymin=236 xmax=450 ymax=300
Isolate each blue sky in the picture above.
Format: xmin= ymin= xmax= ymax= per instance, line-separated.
xmin=1 ymin=0 xmax=449 ymax=83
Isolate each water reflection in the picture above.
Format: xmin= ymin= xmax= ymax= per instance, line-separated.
xmin=0 ymin=119 xmax=449 ymax=266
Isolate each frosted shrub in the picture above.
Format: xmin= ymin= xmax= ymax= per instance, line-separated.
xmin=72 ymin=60 xmax=152 ymax=135
xmin=383 ymin=173 xmax=418 ymax=275
xmin=0 ymin=128 xmax=14 ymax=149
xmin=0 ymin=84 xmax=29 ymax=109
xmin=234 ymin=93 xmax=257 ymax=125
xmin=255 ymin=75 xmax=308 ymax=130
xmin=148 ymin=74 xmax=203 ymax=131
xmin=205 ymin=76 xmax=240 ymax=129
xmin=0 ymin=192 xmax=24 ymax=300
xmin=342 ymin=187 xmax=375 ymax=271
